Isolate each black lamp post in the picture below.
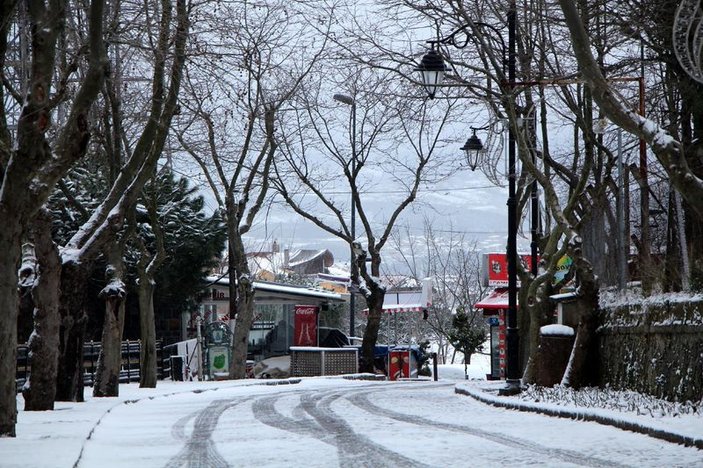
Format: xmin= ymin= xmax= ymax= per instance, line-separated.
xmin=333 ymin=93 xmax=357 ymax=339
xmin=416 ymin=1 xmax=520 ymax=395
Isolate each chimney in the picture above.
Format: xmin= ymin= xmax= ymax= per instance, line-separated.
xmin=284 ymin=248 xmax=290 ymax=267
xmin=272 ymin=239 xmax=280 ymax=253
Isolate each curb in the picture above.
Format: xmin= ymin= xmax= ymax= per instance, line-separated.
xmin=455 ymin=385 xmax=703 ymax=450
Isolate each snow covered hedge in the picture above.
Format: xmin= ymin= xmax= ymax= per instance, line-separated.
xmin=598 ymin=293 xmax=703 ymax=402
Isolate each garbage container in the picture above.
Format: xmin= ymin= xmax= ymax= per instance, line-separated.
xmin=536 ymin=324 xmax=575 ymax=387
xmin=170 ymin=355 xmax=185 ymax=381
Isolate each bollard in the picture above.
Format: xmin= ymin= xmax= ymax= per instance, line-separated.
xmin=432 ymin=352 xmax=438 ymax=381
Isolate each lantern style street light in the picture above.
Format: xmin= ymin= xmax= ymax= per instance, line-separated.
xmin=460 ymin=127 xmax=485 ymax=171
xmin=333 ymin=93 xmax=357 ymax=339
xmin=415 ymin=1 xmax=521 ymax=395
xmin=414 ymin=47 xmax=450 ymax=99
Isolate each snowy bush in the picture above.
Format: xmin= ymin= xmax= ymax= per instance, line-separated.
xmin=519 ymin=384 xmax=702 ymax=418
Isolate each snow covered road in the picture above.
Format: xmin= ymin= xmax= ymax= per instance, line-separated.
xmin=72 ymin=379 xmax=702 ymax=468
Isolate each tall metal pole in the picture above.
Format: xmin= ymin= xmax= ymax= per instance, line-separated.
xmin=617 ymin=129 xmax=627 ymax=290
xmin=413 ymin=0 xmax=520 ymax=393
xmin=333 ymin=93 xmax=357 ymax=339
xmin=530 ymin=116 xmax=540 ymax=280
xmin=349 ymin=102 xmax=357 ymax=339
xmin=501 ymin=0 xmax=521 ymax=395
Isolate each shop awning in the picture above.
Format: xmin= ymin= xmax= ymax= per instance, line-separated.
xmin=381 ymin=304 xmax=426 ymax=314
xmin=361 ymin=277 xmax=433 ymax=315
xmin=362 ymin=304 xmax=427 ymax=314
xmin=474 ymin=288 xmax=514 ymax=310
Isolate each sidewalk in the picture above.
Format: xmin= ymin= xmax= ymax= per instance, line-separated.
xmin=455 ymin=381 xmax=703 ymax=450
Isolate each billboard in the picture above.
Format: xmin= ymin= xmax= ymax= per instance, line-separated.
xmin=483 ymin=253 xmax=537 ymax=287
xmin=553 ymin=255 xmax=573 ymax=285
xmin=482 ymin=252 xmax=572 ymax=287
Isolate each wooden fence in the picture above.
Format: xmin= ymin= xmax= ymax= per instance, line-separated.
xmin=16 ymin=340 xmax=177 ymax=392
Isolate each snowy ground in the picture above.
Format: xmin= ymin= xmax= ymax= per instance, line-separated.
xmin=2 ymin=355 xmax=701 ymax=468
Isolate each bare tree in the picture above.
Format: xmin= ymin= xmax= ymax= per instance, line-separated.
xmin=136 ymin=192 xmax=167 ymax=388
xmin=53 ymin=0 xmax=189 ymax=401
xmin=388 ymin=219 xmax=488 ymax=365
xmin=274 ymin=61 xmax=459 ymax=372
xmin=175 ymin=0 xmax=329 ymax=379
xmin=385 ymin=0 xmax=636 ymax=386
xmin=557 ymin=0 xmax=703 ymax=219
xmin=0 ymin=0 xmax=108 ymax=435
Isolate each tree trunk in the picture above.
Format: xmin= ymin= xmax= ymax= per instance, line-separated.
xmin=23 ymin=212 xmax=61 ymax=410
xmin=55 ymin=263 xmax=90 ymax=402
xmin=560 ymin=246 xmax=600 ymax=389
xmin=0 ymin=0 xmax=106 ymax=434
xmin=521 ymin=294 xmax=555 ymax=384
xmin=93 ymin=296 xmax=125 ymax=397
xmin=0 ymin=218 xmax=23 ymax=436
xmin=93 ymin=249 xmax=127 ymax=398
xmin=359 ymin=286 xmax=385 ymax=374
xmin=139 ymin=279 xmax=157 ymax=388
xmin=228 ymin=222 xmax=255 ymax=379
xmin=230 ymin=274 xmax=255 ymax=379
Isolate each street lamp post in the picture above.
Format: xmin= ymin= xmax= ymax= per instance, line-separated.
xmin=333 ymin=93 xmax=357 ymax=339
xmin=415 ymin=1 xmax=521 ymax=394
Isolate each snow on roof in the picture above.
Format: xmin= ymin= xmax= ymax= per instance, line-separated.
xmin=550 ymin=291 xmax=579 ymax=301
xmin=204 ymin=276 xmax=343 ymax=302
xmin=246 ymin=249 xmax=334 ymax=277
xmin=253 ymin=280 xmax=342 ymax=301
xmin=317 ymin=272 xmax=350 ymax=284
xmin=474 ymin=288 xmax=513 ymax=310
xmin=288 ymin=249 xmax=332 ymax=267
xmin=327 ymin=264 xmax=350 ymax=277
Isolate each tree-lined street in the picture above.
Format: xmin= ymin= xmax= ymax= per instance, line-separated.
xmin=2 ymin=0 xmax=702 ymax=457
xmin=5 ymin=377 xmax=700 ymax=467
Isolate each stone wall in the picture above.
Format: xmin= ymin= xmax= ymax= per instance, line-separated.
xmin=597 ymin=295 xmax=703 ymax=402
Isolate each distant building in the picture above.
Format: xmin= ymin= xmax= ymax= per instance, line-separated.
xmin=191 ymin=276 xmax=345 ymax=360
xmin=247 ymin=241 xmax=335 ymax=281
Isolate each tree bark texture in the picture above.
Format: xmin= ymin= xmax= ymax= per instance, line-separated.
xmin=138 ymin=279 xmax=158 ymax=388
xmin=93 ymin=248 xmax=127 ymax=398
xmin=137 ymin=198 xmax=166 ymax=389
xmin=93 ymin=298 xmax=125 ymax=397
xmin=229 ymin=230 xmax=255 ymax=379
xmin=0 ymin=218 xmax=23 ymax=436
xmin=0 ymin=0 xmax=107 ymax=435
xmin=560 ymin=245 xmax=600 ymax=389
xmin=23 ymin=211 xmax=61 ymax=410
xmin=55 ymin=263 xmax=89 ymax=402
xmin=359 ymin=283 xmax=386 ymax=374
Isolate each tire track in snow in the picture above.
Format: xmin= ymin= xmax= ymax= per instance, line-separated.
xmin=345 ymin=387 xmax=626 ymax=468
xmin=251 ymin=386 xmax=432 ymax=468
xmin=164 ymin=397 xmax=249 ymax=468
xmin=302 ymin=391 xmax=434 ymax=468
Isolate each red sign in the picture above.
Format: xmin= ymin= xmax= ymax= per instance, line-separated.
xmin=293 ymin=305 xmax=319 ymax=346
xmin=485 ymin=253 xmax=538 ymax=287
